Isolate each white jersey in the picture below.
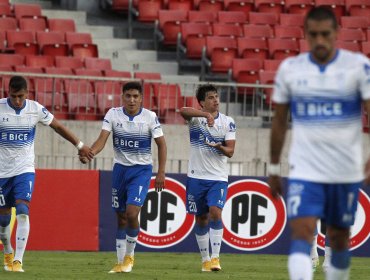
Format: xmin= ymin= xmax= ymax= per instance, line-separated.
xmin=0 ymin=98 xmax=54 ymax=178
xmin=102 ymin=107 xmax=163 ymax=166
xmin=187 ymin=112 xmax=236 ymax=182
xmin=273 ymin=49 xmax=370 ymax=183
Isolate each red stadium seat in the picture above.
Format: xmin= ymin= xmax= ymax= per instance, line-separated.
xmin=274 ymin=26 xmax=304 ymax=40
xmin=157 ymin=83 xmax=183 ymax=115
xmin=243 ymin=24 xmax=274 ymax=39
xmin=268 ymin=38 xmax=299 ymax=59
xmin=0 ymin=18 xmax=18 ymax=32
xmin=184 ymin=96 xmax=200 ymax=108
xmin=15 ymin=66 xmax=43 ymax=73
xmin=231 ymin=58 xmax=264 ymax=85
xmin=48 ymin=19 xmax=76 ymax=33
xmin=264 ymin=59 xmax=283 ymax=71
xmin=14 ymin=3 xmax=42 ymax=19
xmin=224 ymin=0 xmax=253 ymax=18
xmin=55 ymin=56 xmax=84 ymax=70
xmin=237 ymin=37 xmax=269 ymax=60
xmin=65 ymin=80 xmax=98 ymax=120
xmin=188 ymin=11 xmax=216 ymax=23
xmin=168 ymin=0 xmax=193 ymax=10
xmin=111 ymin=0 xmax=138 ymax=11
xmin=346 ymin=0 xmax=370 ymax=16
xmin=362 ymin=42 xmax=370 ymax=58
xmin=0 ymin=66 xmax=13 ymax=72
xmin=315 ymin=0 xmax=346 ymax=21
xmin=197 ymin=0 xmax=224 ymax=12
xmin=134 ymin=72 xmax=161 ymax=105
xmin=137 ymin=0 xmax=163 ymax=22
xmin=299 ymin=39 xmax=310 ymax=52
xmin=340 ymin=16 xmax=369 ymax=32
xmin=85 ymin=57 xmax=112 ymax=71
xmin=205 ymin=36 xmax=237 ymax=73
xmin=104 ymin=69 xmax=132 ymax=78
xmin=37 ymin=31 xmax=68 ymax=57
xmin=0 ymin=54 xmax=24 ymax=67
xmin=217 ymin=11 xmax=247 ymax=25
xmin=158 ymin=10 xmax=188 ymax=45
xmin=44 ymin=67 xmax=74 ymax=75
xmin=212 ymin=23 xmax=243 ymax=38
xmin=65 ymin=32 xmax=93 ymax=46
xmin=25 ymin=55 xmax=54 ymax=68
xmin=336 ymin=40 xmax=361 ymax=51
xmin=285 ymin=0 xmax=314 ymax=15
xmin=0 ymin=31 xmax=5 ymax=52
xmin=337 ymin=28 xmax=366 ymax=42
xmin=280 ymin=13 xmax=305 ymax=27
xmin=255 ymin=0 xmax=284 ymax=14
xmin=259 ymin=70 xmax=276 ymax=105
xmin=180 ymin=23 xmax=212 ymax=58
xmin=6 ymin=31 xmax=38 ymax=55
xmin=134 ymin=72 xmax=161 ymax=80
xmin=74 ymin=68 xmax=103 ymax=77
xmin=71 ymin=44 xmax=99 ymax=58
xmin=249 ymin=12 xmax=279 ymax=26
xmin=95 ymin=81 xmax=123 ymax=114
xmin=0 ymin=4 xmax=12 ymax=17
xmin=13 ymin=43 xmax=39 ymax=56
xmin=19 ymin=18 xmax=47 ymax=33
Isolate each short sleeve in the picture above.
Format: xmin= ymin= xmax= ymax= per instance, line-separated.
xmin=36 ymin=102 xmax=54 ymax=126
xmin=358 ymin=55 xmax=370 ymax=100
xmin=102 ymin=108 xmax=114 ymax=132
xmin=225 ymin=117 xmax=236 ymax=141
xmin=272 ymin=59 xmax=291 ymax=104
xmin=150 ymin=112 xmax=164 ymax=138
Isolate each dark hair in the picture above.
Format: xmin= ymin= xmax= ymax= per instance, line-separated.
xmin=196 ymin=84 xmax=218 ymax=105
xmin=122 ymin=82 xmax=142 ymax=94
xmin=9 ymin=76 xmax=28 ymax=92
xmin=304 ymin=6 xmax=338 ymax=29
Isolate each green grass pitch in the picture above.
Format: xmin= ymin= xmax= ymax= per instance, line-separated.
xmin=1 ymin=252 xmax=369 ymax=279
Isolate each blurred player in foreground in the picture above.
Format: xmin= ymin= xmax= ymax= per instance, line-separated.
xmin=268 ymin=6 xmax=370 ymax=280
xmin=0 ymin=76 xmax=92 ymax=272
xmin=180 ymin=85 xmax=236 ymax=272
xmin=80 ymin=82 xmax=167 ymax=273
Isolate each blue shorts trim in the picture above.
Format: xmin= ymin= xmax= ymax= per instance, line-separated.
xmin=0 ymin=173 xmax=35 ymax=208
xmin=186 ymin=177 xmax=228 ymax=216
xmin=111 ymin=163 xmax=152 ymax=213
xmin=287 ymin=179 xmax=361 ymax=228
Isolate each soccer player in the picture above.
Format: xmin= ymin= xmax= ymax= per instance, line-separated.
xmin=268 ymin=6 xmax=370 ymax=280
xmin=180 ymin=85 xmax=236 ymax=272
xmin=0 ymin=76 xmax=92 ymax=272
xmin=82 ymin=81 xmax=167 ymax=273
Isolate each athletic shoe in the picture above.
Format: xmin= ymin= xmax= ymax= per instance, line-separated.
xmin=210 ymin=257 xmax=221 ymax=271
xmin=202 ymin=260 xmax=211 ymax=272
xmin=3 ymin=252 xmax=13 ymax=271
xmin=108 ymin=263 xmax=123 ymax=273
xmin=12 ymin=260 xmax=24 ymax=272
xmin=122 ymin=256 xmax=134 ymax=273
xmin=312 ymin=257 xmax=319 ymax=272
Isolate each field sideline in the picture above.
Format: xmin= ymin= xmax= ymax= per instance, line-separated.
xmin=1 ymin=252 xmax=370 ymax=279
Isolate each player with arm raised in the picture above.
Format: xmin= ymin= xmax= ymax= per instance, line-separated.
xmin=0 ymin=76 xmax=92 ymax=272
xmin=180 ymin=84 xmax=236 ymax=272
xmin=268 ymin=7 xmax=370 ymax=280
xmin=82 ymin=81 xmax=167 ymax=273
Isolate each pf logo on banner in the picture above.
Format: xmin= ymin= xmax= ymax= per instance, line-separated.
xmin=317 ymin=189 xmax=370 ymax=251
xmin=138 ymin=177 xmax=195 ymax=248
xmin=222 ymin=179 xmax=287 ymax=251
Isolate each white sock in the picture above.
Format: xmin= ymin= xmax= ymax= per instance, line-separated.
xmin=326 ymin=265 xmax=350 ymax=280
xmin=14 ymin=214 xmax=30 ymax=263
xmin=116 ymin=239 xmax=126 ymax=263
xmin=210 ymin=228 xmax=223 ymax=259
xmin=0 ymin=225 xmax=13 ymax=254
xmin=310 ymin=234 xmax=318 ymax=259
xmin=288 ymin=253 xmax=313 ymax=280
xmin=196 ymin=233 xmax=210 ymax=262
xmin=125 ymin=235 xmax=138 ymax=257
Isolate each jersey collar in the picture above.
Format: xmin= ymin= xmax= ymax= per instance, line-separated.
xmin=7 ymin=98 xmax=26 ymax=115
xmin=309 ymin=49 xmax=339 ymax=73
xmin=122 ymin=107 xmax=143 ymax=121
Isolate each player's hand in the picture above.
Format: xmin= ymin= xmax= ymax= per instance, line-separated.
xmin=155 ymin=171 xmax=165 ymax=192
xmin=206 ymin=141 xmax=222 ymax=149
xmin=79 ymin=156 xmax=89 ymax=164
xmin=268 ymin=175 xmax=283 ymax=198
xmin=205 ymin=113 xmax=214 ymax=127
xmin=364 ymin=157 xmax=370 ymax=186
xmin=78 ymin=145 xmax=94 ymax=161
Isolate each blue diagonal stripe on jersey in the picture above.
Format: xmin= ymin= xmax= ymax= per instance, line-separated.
xmin=112 ymin=131 xmax=151 ymax=153
xmin=0 ymin=125 xmax=36 ymax=147
xmin=189 ymin=124 xmax=224 ymax=156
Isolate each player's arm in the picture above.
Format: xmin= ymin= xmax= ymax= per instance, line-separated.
xmin=90 ymin=130 xmax=111 ymax=156
xmin=180 ymin=107 xmax=214 ymax=126
xmin=49 ymin=118 xmax=93 ymax=160
xmin=364 ymin=100 xmax=370 ymax=185
xmin=154 ymin=136 xmax=167 ymax=192
xmin=207 ymin=140 xmax=235 ymax=158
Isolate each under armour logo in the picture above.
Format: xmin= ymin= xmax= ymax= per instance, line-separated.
xmin=2 ymin=117 xmax=8 ymax=122
xmin=17 ymin=237 xmax=26 ymax=241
